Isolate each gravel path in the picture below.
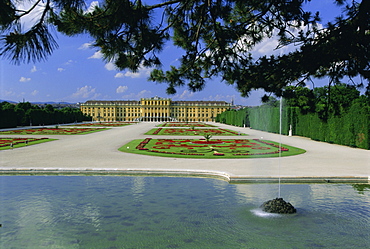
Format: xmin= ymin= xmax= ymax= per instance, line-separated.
xmin=1 ymin=122 xmax=369 ymax=183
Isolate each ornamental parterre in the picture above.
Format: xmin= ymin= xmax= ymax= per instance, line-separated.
xmin=158 ymin=122 xmax=216 ymax=127
xmin=0 ymin=137 xmax=50 ymax=148
xmin=148 ymin=128 xmax=243 ymax=136
xmin=0 ymin=127 xmax=106 ymax=135
xmin=134 ymin=138 xmax=290 ymax=157
xmin=73 ymin=122 xmax=135 ymax=126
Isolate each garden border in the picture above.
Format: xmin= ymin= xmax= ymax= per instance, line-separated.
xmin=0 ymin=168 xmax=368 ymax=183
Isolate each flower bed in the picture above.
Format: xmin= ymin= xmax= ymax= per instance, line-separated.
xmin=73 ymin=122 xmax=135 ymax=127
xmin=0 ymin=137 xmax=56 ymax=150
xmin=0 ymin=127 xmax=107 ymax=135
xmin=158 ymin=122 xmax=216 ymax=127
xmin=120 ymin=138 xmax=305 ymax=158
xmin=145 ymin=128 xmax=245 ymax=136
xmin=192 ymin=140 xmax=224 ymax=144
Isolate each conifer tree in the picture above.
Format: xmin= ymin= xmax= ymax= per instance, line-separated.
xmin=1 ymin=0 xmax=369 ymax=97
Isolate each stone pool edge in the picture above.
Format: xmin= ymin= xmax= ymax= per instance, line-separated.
xmin=0 ymin=168 xmax=369 ymax=184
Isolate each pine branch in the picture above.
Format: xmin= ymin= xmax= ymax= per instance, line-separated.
xmin=147 ymin=0 xmax=182 ymax=10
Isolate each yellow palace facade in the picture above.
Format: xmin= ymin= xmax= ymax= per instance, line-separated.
xmin=80 ymin=97 xmax=231 ymax=122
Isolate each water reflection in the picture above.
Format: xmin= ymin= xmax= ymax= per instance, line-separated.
xmin=0 ymin=176 xmax=369 ymax=248
xmin=132 ymin=177 xmax=146 ymax=202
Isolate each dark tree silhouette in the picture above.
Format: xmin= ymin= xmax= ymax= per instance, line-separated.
xmin=1 ymin=0 xmax=369 ymax=97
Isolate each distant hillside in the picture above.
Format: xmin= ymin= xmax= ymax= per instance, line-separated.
xmin=31 ymin=101 xmax=76 ymax=105
xmin=0 ymin=100 xmax=17 ymax=104
xmin=1 ymin=100 xmax=76 ymax=105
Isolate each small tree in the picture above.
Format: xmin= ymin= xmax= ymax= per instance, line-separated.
xmin=203 ymin=133 xmax=212 ymax=142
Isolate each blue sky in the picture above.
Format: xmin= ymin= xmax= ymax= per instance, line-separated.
xmin=0 ymin=0 xmax=345 ymax=106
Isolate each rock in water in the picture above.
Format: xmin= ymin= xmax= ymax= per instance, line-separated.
xmin=260 ymin=198 xmax=297 ymax=214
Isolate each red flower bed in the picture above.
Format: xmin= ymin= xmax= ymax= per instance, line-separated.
xmin=213 ymin=153 xmax=225 ymax=156
xmin=0 ymin=128 xmax=105 ymax=135
xmin=133 ymin=138 xmax=289 ymax=157
xmin=0 ymin=137 xmax=50 ymax=148
xmin=148 ymin=128 xmax=243 ymax=136
xmin=192 ymin=140 xmax=224 ymax=144
xmin=160 ymin=122 xmax=216 ymax=127
xmin=74 ymin=122 xmax=134 ymax=126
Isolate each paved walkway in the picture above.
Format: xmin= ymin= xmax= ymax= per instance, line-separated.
xmin=0 ymin=122 xmax=369 ymax=183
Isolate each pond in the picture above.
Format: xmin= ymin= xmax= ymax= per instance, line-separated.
xmin=0 ymin=176 xmax=369 ymax=248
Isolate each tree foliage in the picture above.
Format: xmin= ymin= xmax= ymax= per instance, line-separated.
xmin=283 ymin=83 xmax=362 ymax=119
xmin=0 ymin=101 xmax=90 ymax=128
xmin=1 ymin=0 xmax=369 ymax=97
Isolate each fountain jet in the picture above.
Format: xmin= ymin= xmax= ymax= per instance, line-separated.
xmin=260 ymin=98 xmax=297 ymax=214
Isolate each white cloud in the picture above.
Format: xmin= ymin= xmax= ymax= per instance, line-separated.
xmin=85 ymin=1 xmax=99 ymax=14
xmin=174 ymin=90 xmax=195 ymax=100
xmin=123 ymin=67 xmax=152 ymax=78
xmin=16 ymin=1 xmax=48 ymax=30
xmin=30 ymin=65 xmax=37 ymax=73
xmin=237 ymin=23 xmax=325 ymax=58
xmin=121 ymin=90 xmax=152 ymax=99
xmin=136 ymin=90 xmax=152 ymax=98
xmin=20 ymin=77 xmax=31 ymax=82
xmin=205 ymin=94 xmax=235 ymax=102
xmin=57 ymin=68 xmax=65 ymax=72
xmin=107 ymin=62 xmax=152 ymax=78
xmin=64 ymin=60 xmax=76 ymax=65
xmin=31 ymin=90 xmax=39 ymax=96
xmin=256 ymin=39 xmax=280 ymax=54
xmin=114 ymin=73 xmax=124 ymax=78
xmin=79 ymin=43 xmax=92 ymax=50
xmin=105 ymin=62 xmax=117 ymax=71
xmin=71 ymin=85 xmax=101 ymax=99
xmin=116 ymin=86 xmax=128 ymax=93
xmin=0 ymin=89 xmax=15 ymax=98
xmin=88 ymin=51 xmax=103 ymax=59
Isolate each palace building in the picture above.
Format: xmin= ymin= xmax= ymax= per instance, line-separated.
xmin=80 ymin=97 xmax=231 ymax=122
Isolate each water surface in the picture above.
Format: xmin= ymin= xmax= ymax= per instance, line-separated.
xmin=0 ymin=176 xmax=369 ymax=248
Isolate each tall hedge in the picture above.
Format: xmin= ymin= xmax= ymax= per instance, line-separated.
xmin=216 ymin=108 xmax=249 ymax=127
xmin=248 ymin=105 xmax=290 ymax=135
xmin=218 ymin=104 xmax=369 ymax=150
xmin=294 ymin=104 xmax=369 ymax=149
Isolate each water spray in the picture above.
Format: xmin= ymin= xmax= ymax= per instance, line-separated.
xmin=278 ymin=96 xmax=282 ymax=198
xmin=259 ymin=97 xmax=296 ymax=214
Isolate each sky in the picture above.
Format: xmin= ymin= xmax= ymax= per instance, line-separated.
xmin=0 ymin=0 xmax=346 ymax=106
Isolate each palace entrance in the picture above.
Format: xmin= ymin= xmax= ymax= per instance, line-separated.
xmin=137 ymin=116 xmax=177 ymax=122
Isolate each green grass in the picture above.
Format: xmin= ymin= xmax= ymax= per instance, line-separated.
xmin=0 ymin=127 xmax=109 ymax=135
xmin=73 ymin=122 xmax=135 ymax=127
xmin=0 ymin=137 xmax=57 ymax=150
xmin=157 ymin=122 xmax=217 ymax=127
xmin=145 ymin=128 xmax=245 ymax=136
xmin=119 ymin=138 xmax=306 ymax=159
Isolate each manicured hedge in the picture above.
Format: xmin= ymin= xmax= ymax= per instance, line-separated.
xmin=294 ymin=104 xmax=369 ymax=149
xmin=247 ymin=106 xmax=290 ymax=135
xmin=215 ymin=108 xmax=249 ymax=127
xmin=218 ymin=104 xmax=369 ymax=149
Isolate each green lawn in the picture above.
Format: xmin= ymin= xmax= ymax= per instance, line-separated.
xmin=145 ymin=128 xmax=246 ymax=136
xmin=0 ymin=127 xmax=109 ymax=135
xmin=119 ymin=138 xmax=306 ymax=158
xmin=73 ymin=122 xmax=135 ymax=127
xmin=0 ymin=137 xmax=57 ymax=150
xmin=157 ymin=122 xmax=217 ymax=127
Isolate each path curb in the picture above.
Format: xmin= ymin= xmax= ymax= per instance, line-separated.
xmin=1 ymin=168 xmax=368 ymax=184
